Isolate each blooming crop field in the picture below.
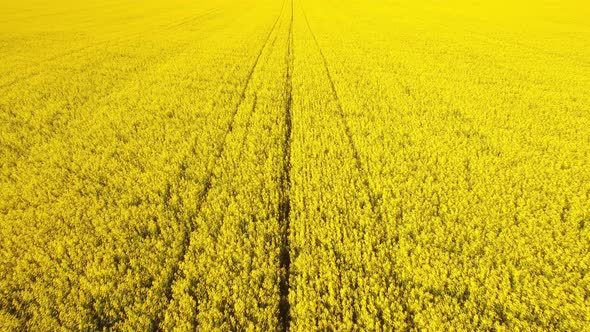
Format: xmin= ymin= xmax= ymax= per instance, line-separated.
xmin=1 ymin=0 xmax=589 ymax=330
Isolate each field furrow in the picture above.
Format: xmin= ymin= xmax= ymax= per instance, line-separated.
xmin=278 ymin=1 xmax=294 ymax=330
xmin=161 ymin=1 xmax=293 ymax=330
xmin=158 ymin=2 xmax=288 ymax=329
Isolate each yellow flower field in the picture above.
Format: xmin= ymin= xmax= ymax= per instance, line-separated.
xmin=1 ymin=0 xmax=589 ymax=330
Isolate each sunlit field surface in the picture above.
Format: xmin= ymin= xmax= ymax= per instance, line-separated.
xmin=1 ymin=0 xmax=589 ymax=330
